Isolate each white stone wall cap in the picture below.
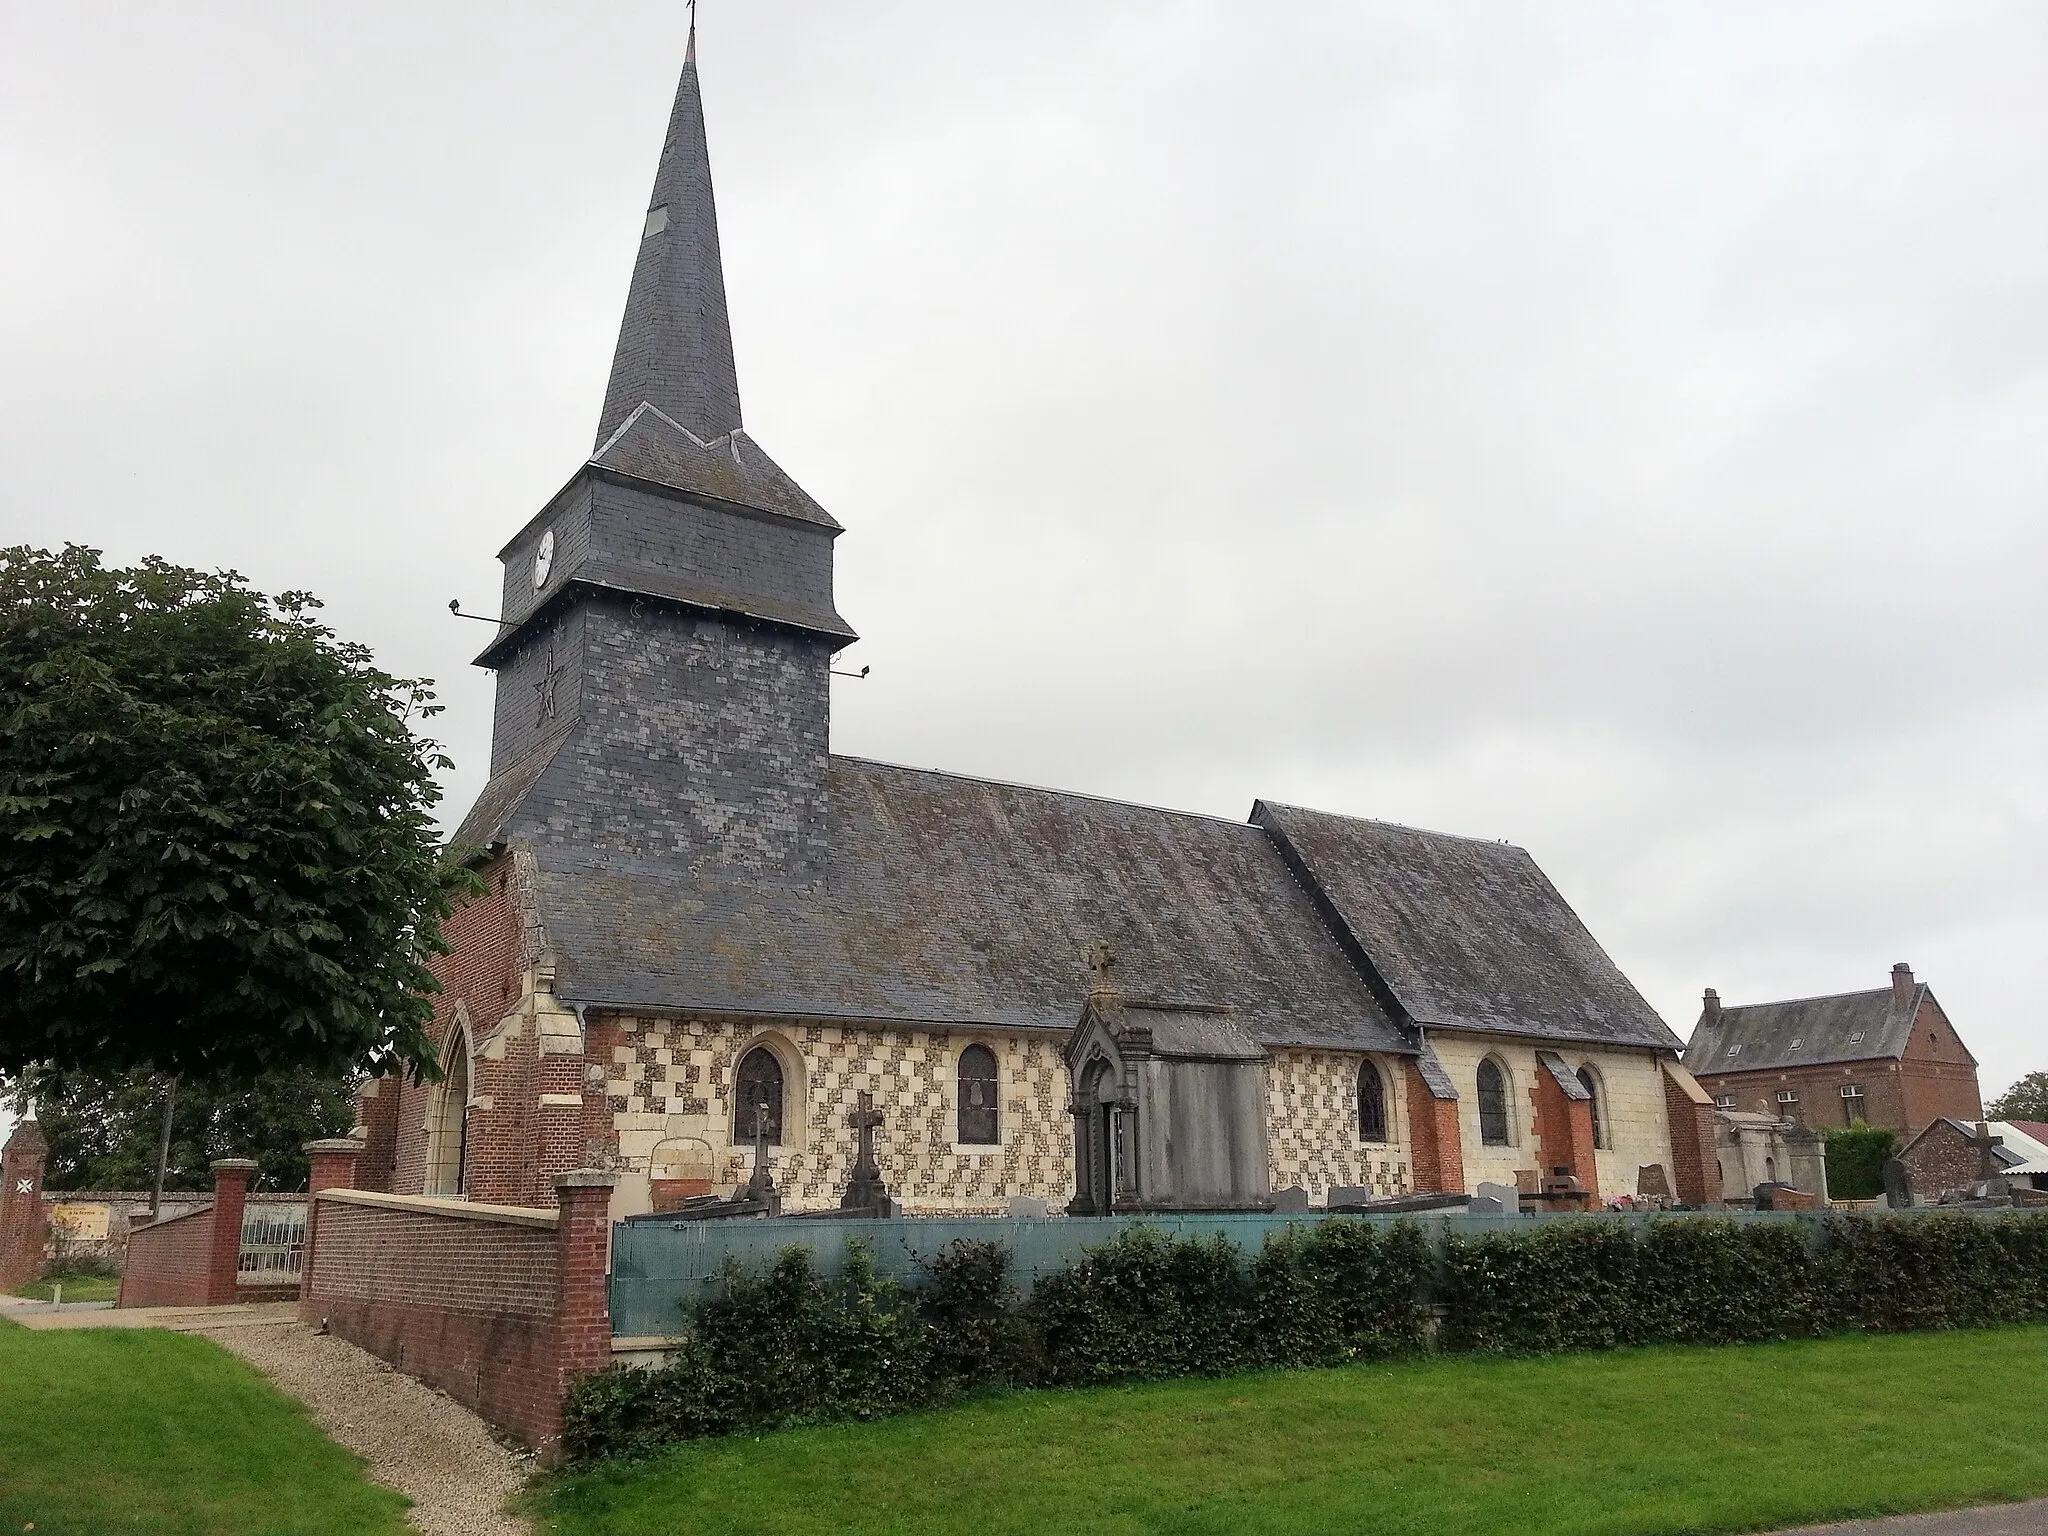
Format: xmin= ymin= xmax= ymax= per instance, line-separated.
xmin=208 ymin=1157 xmax=261 ymax=1171
xmin=302 ymin=1138 xmax=368 ymax=1154
xmin=554 ymin=1169 xmax=619 ymax=1190
xmin=313 ymin=1186 xmax=559 ymax=1228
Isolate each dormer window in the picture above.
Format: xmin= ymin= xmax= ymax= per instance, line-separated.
xmin=1848 ymin=1030 xmax=1866 ymax=1046
xmin=643 ymin=205 xmax=670 ymax=238
xmin=1788 ymin=1038 xmax=1803 ymax=1050
xmin=1726 ymin=1043 xmax=1741 ymax=1056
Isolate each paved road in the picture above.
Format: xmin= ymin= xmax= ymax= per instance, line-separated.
xmin=1775 ymin=1500 xmax=2048 ymax=1534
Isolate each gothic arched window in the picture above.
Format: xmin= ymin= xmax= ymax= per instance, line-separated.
xmin=1358 ymin=1059 xmax=1388 ymax=1143
xmin=734 ymin=1046 xmax=784 ymax=1146
xmin=1576 ymin=1066 xmax=1606 ymax=1149
xmin=958 ymin=1044 xmax=999 ymax=1145
xmin=1476 ymin=1058 xmax=1511 ymax=1146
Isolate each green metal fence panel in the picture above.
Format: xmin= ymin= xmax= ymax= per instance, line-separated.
xmin=606 ymin=1207 xmax=1864 ymax=1340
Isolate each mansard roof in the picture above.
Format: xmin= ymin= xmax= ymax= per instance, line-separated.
xmin=1683 ymin=984 xmax=1935 ymax=1074
xmin=1253 ymin=802 xmax=1684 ymax=1053
xmin=524 ymin=757 xmax=1412 ymax=1056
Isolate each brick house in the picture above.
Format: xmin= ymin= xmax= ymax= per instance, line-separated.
xmin=1897 ymin=1119 xmax=2048 ymax=1204
xmin=1682 ymin=964 xmax=1982 ymax=1140
xmin=351 ymin=28 xmax=1721 ymax=1218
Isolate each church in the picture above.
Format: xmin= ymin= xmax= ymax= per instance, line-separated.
xmin=350 ymin=29 xmax=1724 ymax=1218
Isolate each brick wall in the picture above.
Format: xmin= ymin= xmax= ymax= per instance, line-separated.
xmin=299 ymin=1173 xmax=615 ymax=1458
xmin=1531 ymin=1062 xmax=1598 ymax=1191
xmin=1898 ymin=1119 xmax=1994 ymax=1204
xmin=117 ymin=1206 xmax=217 ymax=1307
xmin=115 ymin=1160 xmax=257 ymax=1308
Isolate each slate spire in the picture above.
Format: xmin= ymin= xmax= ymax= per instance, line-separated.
xmin=594 ymin=17 xmax=743 ymax=449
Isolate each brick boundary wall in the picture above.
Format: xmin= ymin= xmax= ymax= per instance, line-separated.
xmin=299 ymin=1168 xmax=616 ymax=1459
xmin=117 ymin=1158 xmax=261 ymax=1308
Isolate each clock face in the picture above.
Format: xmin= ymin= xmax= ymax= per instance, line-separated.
xmin=533 ymin=528 xmax=555 ymax=590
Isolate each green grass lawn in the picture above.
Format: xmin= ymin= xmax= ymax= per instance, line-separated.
xmin=10 ymin=1273 xmax=122 ymax=1303
xmin=538 ymin=1326 xmax=2048 ymax=1536
xmin=0 ymin=1319 xmax=411 ymax=1536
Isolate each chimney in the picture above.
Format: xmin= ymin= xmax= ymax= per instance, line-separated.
xmin=1891 ymin=962 xmax=1914 ymax=1006
xmin=1702 ymin=987 xmax=1722 ymax=1025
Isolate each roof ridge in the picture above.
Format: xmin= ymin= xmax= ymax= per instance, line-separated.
xmin=829 ymin=753 xmax=1259 ymax=831
xmin=1258 ymin=799 xmax=1525 ymax=852
xmin=1722 ymin=984 xmax=1898 ymax=1012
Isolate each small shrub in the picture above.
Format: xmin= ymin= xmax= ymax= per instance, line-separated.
xmin=918 ymin=1239 xmax=1032 ymax=1387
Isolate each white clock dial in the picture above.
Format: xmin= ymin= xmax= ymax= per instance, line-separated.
xmin=533 ymin=528 xmax=555 ymax=589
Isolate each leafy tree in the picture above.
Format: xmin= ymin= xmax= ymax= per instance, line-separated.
xmin=1989 ymin=1073 xmax=2048 ymax=1123
xmin=14 ymin=1065 xmax=357 ymax=1193
xmin=0 ymin=545 xmax=465 ymax=1081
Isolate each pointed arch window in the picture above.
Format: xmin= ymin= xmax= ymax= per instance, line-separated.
xmin=958 ymin=1044 xmax=999 ymax=1145
xmin=734 ymin=1046 xmax=785 ymax=1145
xmin=1476 ymin=1058 xmax=1511 ymax=1146
xmin=1358 ymin=1059 xmax=1388 ymax=1143
xmin=1576 ymin=1066 xmax=1606 ymax=1149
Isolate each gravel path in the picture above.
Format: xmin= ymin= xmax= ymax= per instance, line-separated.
xmin=198 ymin=1320 xmax=533 ymax=1536
xmin=1771 ymin=1501 xmax=2048 ymax=1535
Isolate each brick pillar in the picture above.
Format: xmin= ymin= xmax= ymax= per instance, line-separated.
xmin=1661 ymin=1060 xmax=1723 ymax=1208
xmin=1403 ymin=1061 xmax=1466 ymax=1195
xmin=206 ymin=1158 xmax=258 ymax=1306
xmin=1531 ymin=1065 xmax=1599 ymax=1196
xmin=352 ymin=1077 xmax=400 ymax=1193
xmin=545 ymin=1169 xmax=616 ymax=1463
xmin=300 ymin=1138 xmax=363 ymax=1296
xmin=0 ymin=1115 xmax=51 ymax=1290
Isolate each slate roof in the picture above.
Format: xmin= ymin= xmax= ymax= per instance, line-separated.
xmin=1682 ymin=985 xmax=1927 ymax=1075
xmin=530 ymin=757 xmax=1413 ymax=1056
xmin=595 ymin=24 xmax=742 ymax=448
xmin=592 ymin=405 xmax=840 ymax=531
xmin=1251 ymin=802 xmax=1684 ymax=1052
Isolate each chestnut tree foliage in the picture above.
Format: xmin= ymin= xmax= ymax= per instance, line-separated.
xmin=0 ymin=545 xmax=463 ymax=1081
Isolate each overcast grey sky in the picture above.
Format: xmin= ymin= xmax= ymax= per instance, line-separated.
xmin=2 ymin=0 xmax=2042 ymax=1116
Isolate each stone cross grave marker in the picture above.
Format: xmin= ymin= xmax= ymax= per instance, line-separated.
xmin=840 ymin=1090 xmax=892 ymax=1213
xmin=1966 ymin=1121 xmax=2008 ymax=1198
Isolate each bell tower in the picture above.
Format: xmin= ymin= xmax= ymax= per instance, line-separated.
xmin=454 ymin=21 xmax=854 ymax=888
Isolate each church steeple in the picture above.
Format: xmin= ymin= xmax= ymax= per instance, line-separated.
xmin=595 ymin=16 xmax=743 ymax=448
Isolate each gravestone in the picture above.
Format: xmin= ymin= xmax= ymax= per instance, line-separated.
xmin=1881 ymin=1158 xmax=1914 ymax=1209
xmin=1270 ymin=1186 xmax=1311 ymax=1214
xmin=1007 ymin=1196 xmax=1050 ymax=1219
xmin=1475 ymin=1181 xmax=1522 ymax=1215
xmin=1636 ymin=1164 xmax=1674 ymax=1204
xmin=1464 ymin=1195 xmax=1505 ymax=1216
xmin=1754 ymin=1182 xmax=1821 ymax=1211
xmin=1965 ymin=1121 xmax=2009 ymax=1200
xmin=742 ymin=1099 xmax=779 ymax=1211
xmin=839 ymin=1090 xmax=892 ymax=1214
xmin=1326 ymin=1186 xmax=1373 ymax=1210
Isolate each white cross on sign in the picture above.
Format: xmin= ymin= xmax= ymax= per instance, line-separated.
xmin=13 ymin=1178 xmax=30 ymax=1194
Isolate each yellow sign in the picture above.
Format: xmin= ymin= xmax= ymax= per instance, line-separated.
xmin=48 ymin=1203 xmax=110 ymax=1242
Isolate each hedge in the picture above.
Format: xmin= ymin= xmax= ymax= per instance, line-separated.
xmin=563 ymin=1211 xmax=2048 ymax=1462
xmin=1826 ymin=1125 xmax=1898 ymax=1201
